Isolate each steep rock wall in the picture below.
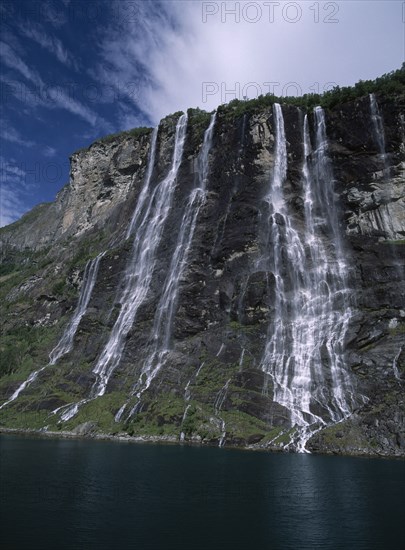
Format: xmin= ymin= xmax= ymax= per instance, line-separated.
xmin=0 ymin=93 xmax=404 ymax=456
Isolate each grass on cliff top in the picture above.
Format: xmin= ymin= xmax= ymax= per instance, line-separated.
xmin=218 ymin=65 xmax=405 ymax=121
xmin=72 ymin=126 xmax=153 ymax=155
xmin=0 ymin=202 xmax=51 ymax=236
xmin=70 ymin=66 xmax=404 ymax=155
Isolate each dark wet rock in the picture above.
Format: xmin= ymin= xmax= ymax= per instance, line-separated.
xmin=0 ymin=93 xmax=404 ymax=457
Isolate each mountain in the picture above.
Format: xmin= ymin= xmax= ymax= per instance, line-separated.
xmin=0 ymin=80 xmax=404 ymax=456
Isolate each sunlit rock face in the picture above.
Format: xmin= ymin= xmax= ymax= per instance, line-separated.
xmin=0 ymin=93 xmax=404 ymax=457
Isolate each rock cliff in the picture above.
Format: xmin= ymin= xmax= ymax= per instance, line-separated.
xmin=0 ymin=90 xmax=404 ymax=457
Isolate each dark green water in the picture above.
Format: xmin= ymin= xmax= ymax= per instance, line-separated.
xmin=0 ymin=436 xmax=404 ymax=550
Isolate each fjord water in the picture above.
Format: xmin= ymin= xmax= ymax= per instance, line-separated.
xmin=1 ymin=436 xmax=404 ymax=550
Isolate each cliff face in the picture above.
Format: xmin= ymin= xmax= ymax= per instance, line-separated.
xmin=0 ymin=93 xmax=404 ymax=457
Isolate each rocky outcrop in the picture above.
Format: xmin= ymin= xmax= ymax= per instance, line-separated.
xmin=0 ymin=130 xmax=153 ymax=250
xmin=0 ymin=94 xmax=404 ymax=457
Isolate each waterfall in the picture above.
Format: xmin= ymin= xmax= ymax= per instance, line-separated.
xmin=0 ymin=253 xmax=103 ymax=410
xmin=214 ymin=378 xmax=231 ymax=412
xmin=393 ymin=346 xmax=402 ymax=381
xmin=49 ymin=253 xmax=104 ymax=364
xmin=56 ymin=114 xmax=188 ymax=421
xmin=179 ymin=403 xmax=191 ymax=441
xmin=89 ymin=114 xmax=188 ymax=399
xmin=312 ymin=107 xmax=355 ymax=418
xmin=126 ymin=127 xmax=158 ymax=239
xmin=369 ymin=93 xmax=388 ymax=176
xmin=214 ymin=378 xmax=231 ymax=447
xmin=259 ymin=103 xmax=355 ymax=452
xmin=130 ymin=112 xmax=216 ymax=405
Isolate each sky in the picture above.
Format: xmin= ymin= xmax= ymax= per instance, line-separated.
xmin=0 ymin=0 xmax=403 ymax=227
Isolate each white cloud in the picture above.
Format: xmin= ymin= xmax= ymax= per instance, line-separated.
xmin=0 ymin=158 xmax=29 ymax=227
xmin=52 ymin=87 xmax=100 ymax=126
xmin=0 ymin=41 xmax=42 ymax=86
xmin=43 ymin=146 xmax=57 ymax=157
xmin=97 ymin=0 xmax=404 ymax=124
xmin=116 ymin=102 xmax=150 ymax=131
xmin=20 ymin=24 xmax=79 ymax=69
xmin=0 ymin=184 xmax=29 ymax=227
xmin=0 ymin=123 xmax=34 ymax=147
xmin=0 ymin=42 xmax=111 ymax=130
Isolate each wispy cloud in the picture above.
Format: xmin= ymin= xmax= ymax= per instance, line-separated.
xmin=52 ymin=87 xmax=100 ymax=126
xmin=0 ymin=185 xmax=28 ymax=227
xmin=0 ymin=41 xmax=42 ymax=86
xmin=20 ymin=24 xmax=79 ymax=69
xmin=116 ymin=102 xmax=150 ymax=130
xmin=43 ymin=146 xmax=57 ymax=157
xmin=0 ymin=157 xmax=30 ymax=226
xmin=0 ymin=42 xmax=111 ymax=129
xmin=0 ymin=123 xmax=34 ymax=147
xmin=95 ymin=0 xmax=403 ymax=124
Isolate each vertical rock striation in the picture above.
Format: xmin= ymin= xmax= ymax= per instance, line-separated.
xmin=0 ymin=92 xmax=404 ymax=457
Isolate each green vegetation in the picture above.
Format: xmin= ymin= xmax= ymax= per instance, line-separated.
xmin=0 ymin=245 xmax=51 ymax=280
xmin=0 ymin=324 xmax=60 ymax=378
xmin=0 ymin=203 xmax=51 ymax=235
xmin=162 ymin=111 xmax=184 ymax=123
xmin=0 ymin=251 xmax=51 ymax=314
xmin=187 ymin=107 xmax=212 ymax=129
xmin=228 ymin=320 xmax=261 ymax=335
xmin=61 ymin=392 xmax=128 ymax=433
xmin=388 ymin=323 xmax=405 ymax=336
xmin=218 ymin=65 xmax=405 ymax=121
xmin=0 ymin=408 xmax=50 ymax=430
xmin=72 ymin=126 xmax=153 ymax=155
xmin=383 ymin=239 xmax=405 ymax=245
xmin=67 ymin=231 xmax=108 ymax=268
xmin=51 ymin=279 xmax=66 ymax=296
xmin=187 ymin=107 xmax=213 ymax=150
xmin=314 ymin=421 xmax=371 ymax=451
xmin=219 ymin=409 xmax=270 ymax=439
xmin=122 ymin=395 xmax=185 ymax=437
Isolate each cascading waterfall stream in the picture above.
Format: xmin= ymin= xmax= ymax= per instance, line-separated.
xmin=176 ymin=360 xmax=206 ymax=440
xmin=312 ymin=106 xmax=355 ymax=416
xmin=214 ymin=378 xmax=231 ymax=447
xmin=125 ymin=113 xmax=216 ymax=418
xmin=126 ymin=127 xmax=158 ymax=239
xmin=367 ymin=93 xmax=400 ymax=240
xmin=369 ymin=93 xmax=388 ymax=177
xmin=0 ymin=253 xmax=103 ymax=411
xmin=393 ymin=347 xmax=402 ymax=381
xmin=259 ymin=103 xmax=356 ymax=452
xmin=57 ymin=114 xmax=188 ymax=422
xmin=49 ymin=253 xmax=105 ymax=364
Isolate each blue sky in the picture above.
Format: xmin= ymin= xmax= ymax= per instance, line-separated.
xmin=0 ymin=0 xmax=403 ymax=226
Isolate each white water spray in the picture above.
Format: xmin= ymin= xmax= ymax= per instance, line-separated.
xmin=131 ymin=113 xmax=216 ymax=401
xmin=57 ymin=115 xmax=187 ymax=421
xmin=260 ymin=104 xmax=356 ymax=452
xmin=369 ymin=93 xmax=388 ymax=177
xmin=0 ymin=253 xmax=103 ymax=411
